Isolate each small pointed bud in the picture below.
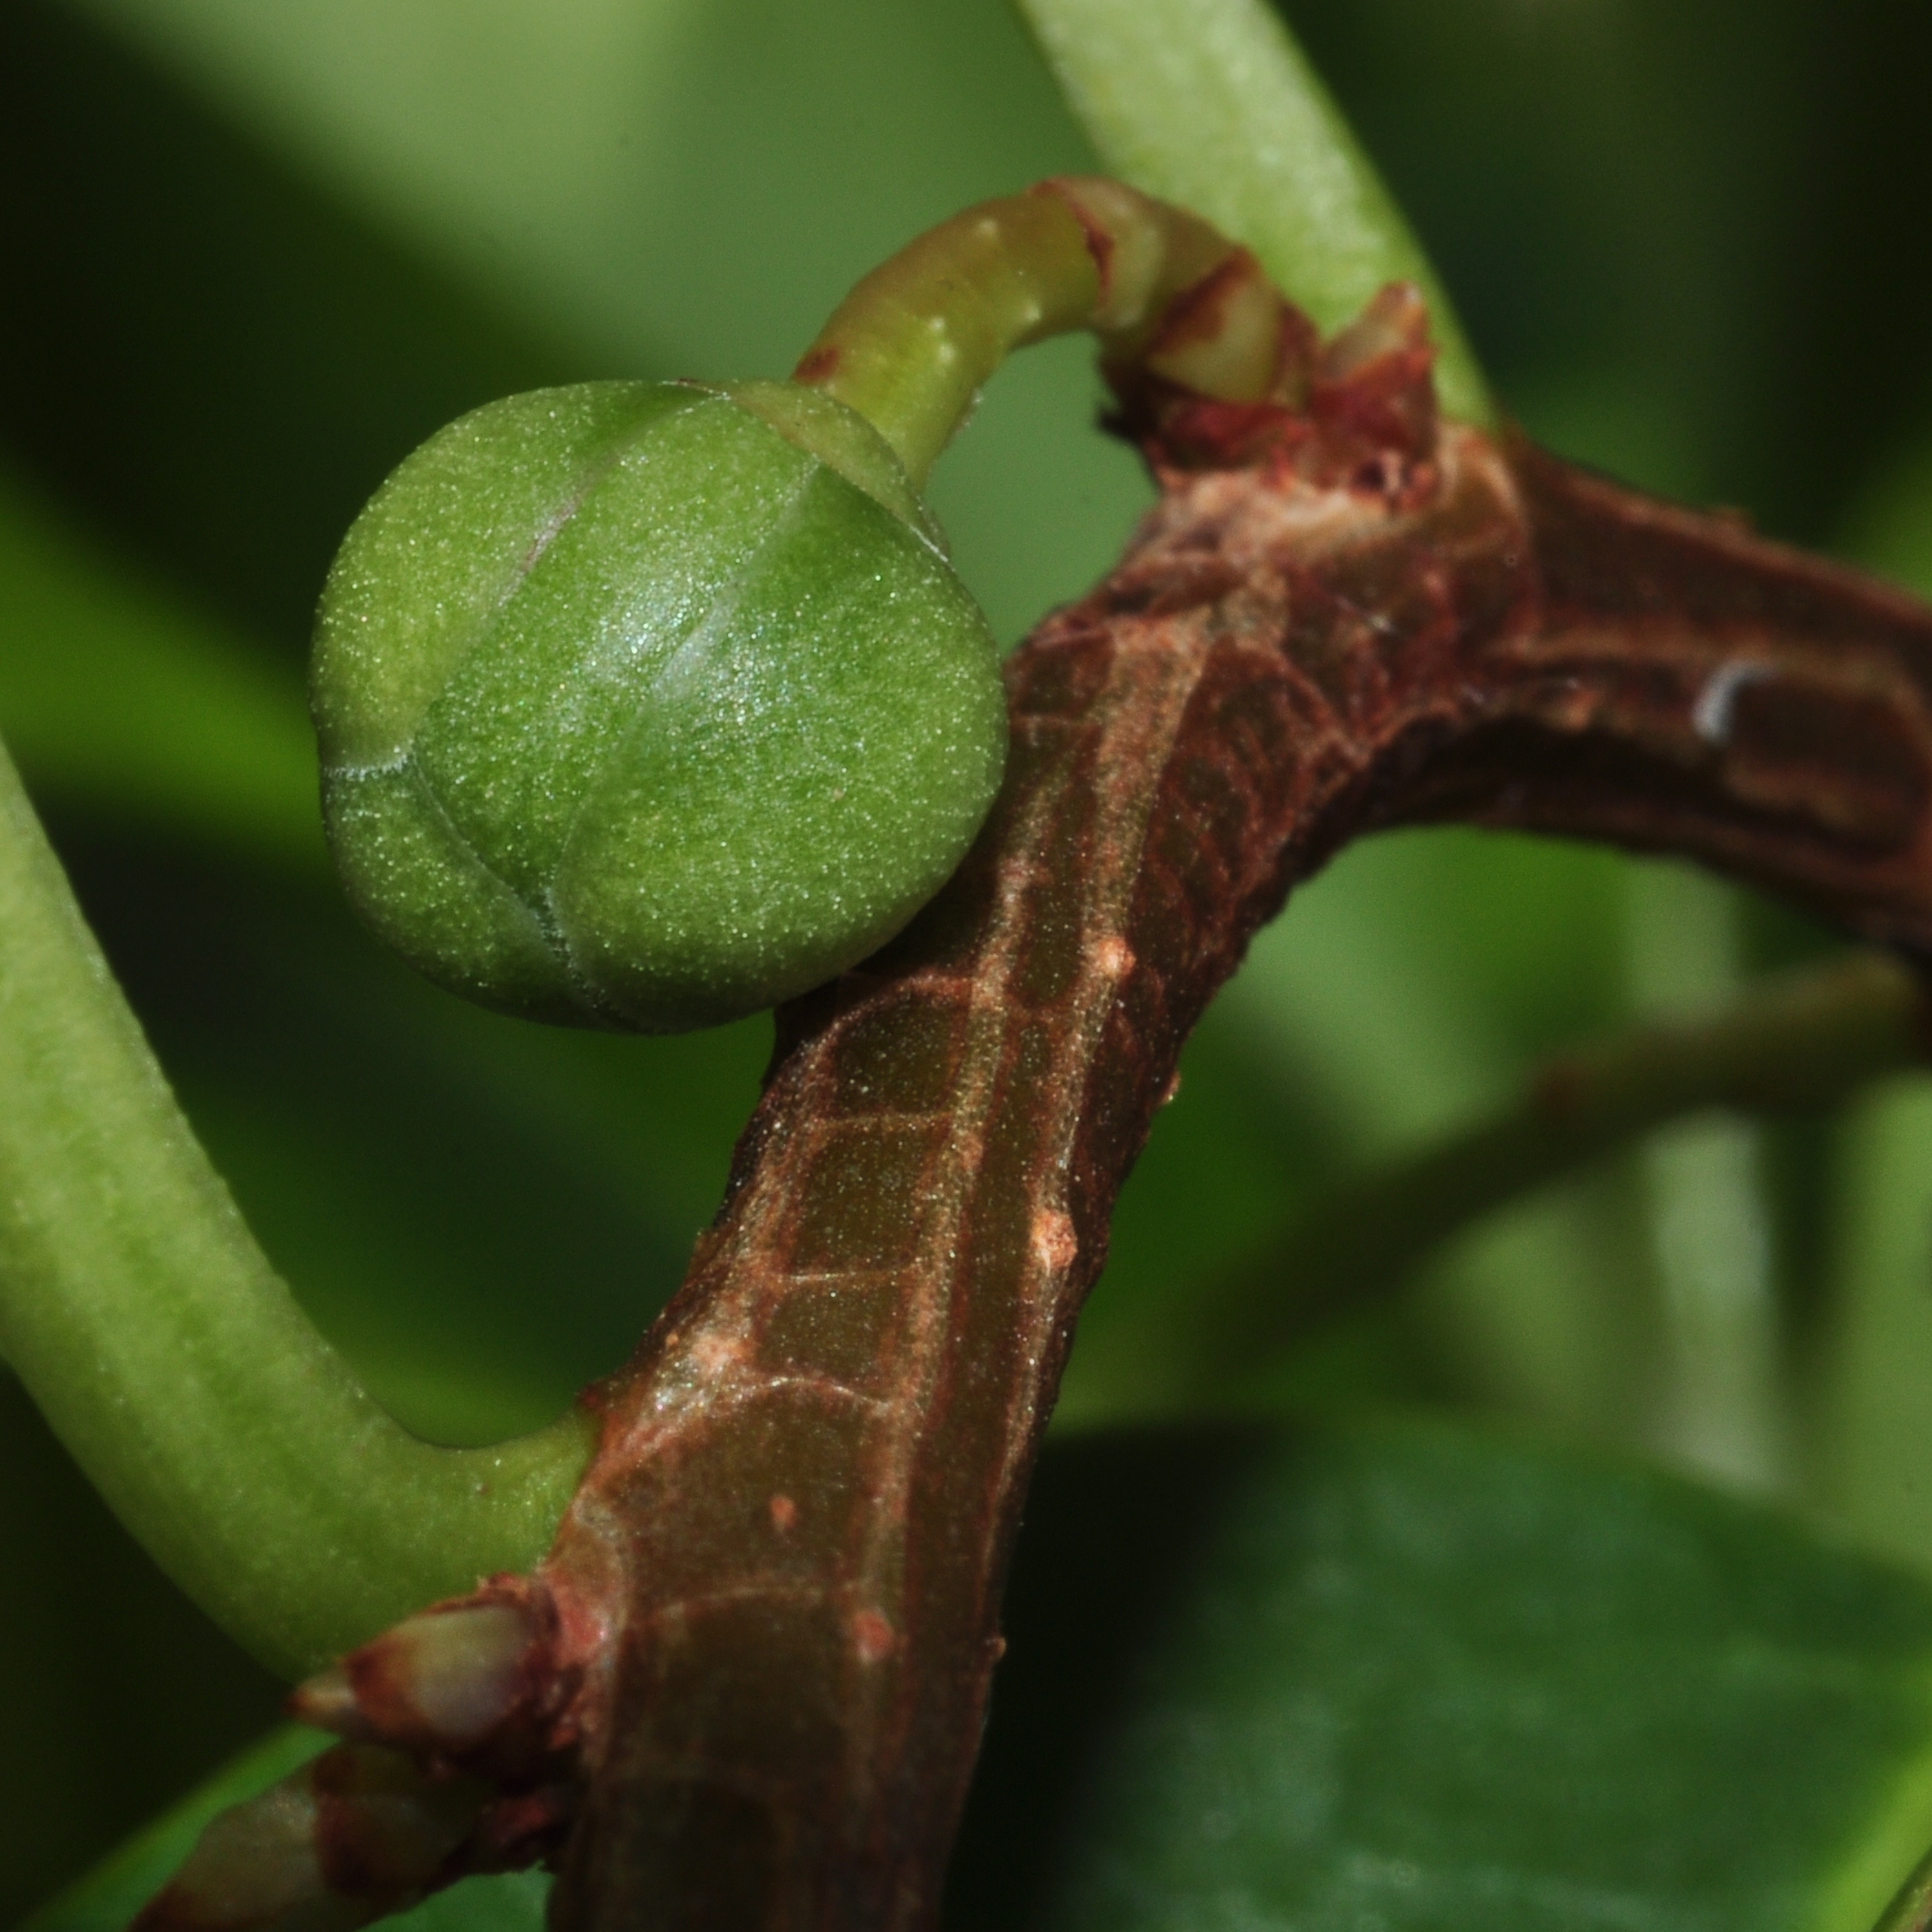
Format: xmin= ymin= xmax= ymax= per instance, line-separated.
xmin=1309 ymin=281 xmax=1439 ymax=468
xmin=290 ymin=1600 xmax=543 ymax=1759
xmin=287 ymin=1661 xmax=358 ymax=1737
xmin=132 ymin=1745 xmax=489 ymax=1932
xmin=1316 ymin=280 xmax=1431 ymax=385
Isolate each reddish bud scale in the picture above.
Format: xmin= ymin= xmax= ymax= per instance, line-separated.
xmin=289 ymin=1582 xmax=570 ymax=1781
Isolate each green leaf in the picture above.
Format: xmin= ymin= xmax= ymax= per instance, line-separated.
xmin=950 ymin=1417 xmax=1932 ymax=1932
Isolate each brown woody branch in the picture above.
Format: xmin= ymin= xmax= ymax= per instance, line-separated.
xmin=154 ymin=296 xmax=1932 ymax=1932
xmin=527 ymin=347 xmax=1932 ymax=1928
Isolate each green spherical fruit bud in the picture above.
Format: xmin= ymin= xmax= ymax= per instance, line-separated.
xmin=311 ymin=380 xmax=1006 ymax=1031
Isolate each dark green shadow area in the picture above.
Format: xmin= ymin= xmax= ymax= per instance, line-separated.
xmin=0 ymin=0 xmax=589 ymax=654
xmin=44 ymin=822 xmax=769 ymax=1446
xmin=0 ymin=1373 xmax=285 ymax=1928
xmin=1283 ymin=0 xmax=1932 ymax=538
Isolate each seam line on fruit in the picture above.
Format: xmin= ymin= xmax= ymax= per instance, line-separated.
xmin=542 ymin=470 xmax=819 ymax=955
xmin=407 ymin=750 xmax=573 ymax=961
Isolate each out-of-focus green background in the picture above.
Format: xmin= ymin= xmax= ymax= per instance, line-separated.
xmin=4 ymin=0 xmax=1932 ymax=1919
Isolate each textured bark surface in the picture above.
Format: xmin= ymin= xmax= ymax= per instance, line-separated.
xmin=1418 ymin=438 xmax=1932 ymax=943
xmin=522 ymin=412 xmax=1932 ymax=1930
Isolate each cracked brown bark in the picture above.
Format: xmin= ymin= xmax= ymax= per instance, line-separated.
xmin=524 ymin=415 xmax=1932 ymax=1931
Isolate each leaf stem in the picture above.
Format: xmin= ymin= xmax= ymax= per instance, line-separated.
xmin=1013 ymin=0 xmax=1494 ymax=424
xmin=0 ymin=737 xmax=593 ymax=1677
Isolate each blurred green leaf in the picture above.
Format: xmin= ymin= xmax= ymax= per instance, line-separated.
xmin=0 ymin=0 xmax=565 ymax=651
xmin=953 ymin=1417 xmax=1932 ymax=1932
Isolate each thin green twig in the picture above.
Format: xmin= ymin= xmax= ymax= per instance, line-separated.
xmin=0 ymin=738 xmax=592 ymax=1677
xmin=1098 ymin=952 xmax=1926 ymax=1419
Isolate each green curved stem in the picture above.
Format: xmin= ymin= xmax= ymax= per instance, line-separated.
xmin=0 ymin=737 xmax=593 ymax=1678
xmin=1013 ymin=0 xmax=1494 ymax=425
xmin=795 ymin=177 xmax=1287 ymax=486
xmin=794 ymin=188 xmax=1100 ymax=486
xmin=1093 ymin=952 xmax=1925 ymax=1419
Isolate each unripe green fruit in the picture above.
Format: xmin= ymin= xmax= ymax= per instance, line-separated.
xmin=311 ymin=380 xmax=1006 ymax=1031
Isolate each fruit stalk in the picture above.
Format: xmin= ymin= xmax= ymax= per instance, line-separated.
xmin=793 ymin=175 xmax=1304 ymax=485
